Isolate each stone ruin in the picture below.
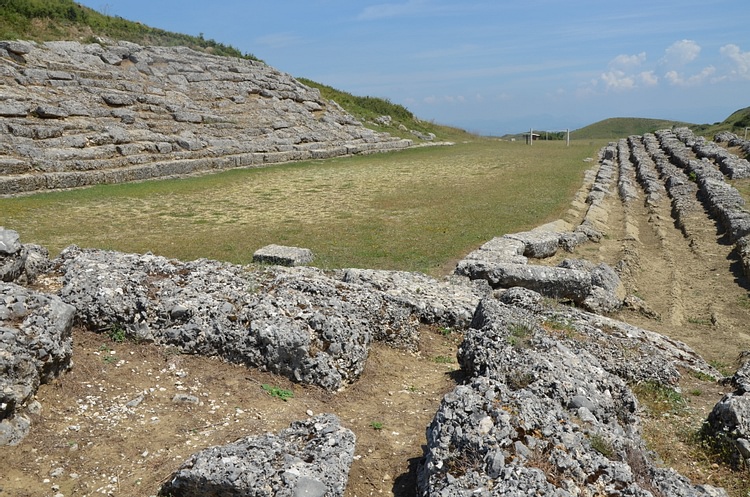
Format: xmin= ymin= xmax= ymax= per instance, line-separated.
xmin=0 ymin=39 xmax=415 ymax=196
xmin=4 ymin=37 xmax=750 ymax=496
xmin=3 ymin=123 xmax=745 ymax=494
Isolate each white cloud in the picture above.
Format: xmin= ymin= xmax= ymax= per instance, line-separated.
xmin=664 ymin=66 xmax=716 ymax=86
xmin=662 ymin=39 xmax=701 ymax=67
xmin=594 ymin=52 xmax=652 ymax=92
xmin=610 ymin=52 xmax=646 ymax=69
xmin=639 ymin=71 xmax=658 ymax=86
xmin=600 ymin=70 xmax=635 ymax=91
xmin=720 ymin=44 xmax=750 ymax=80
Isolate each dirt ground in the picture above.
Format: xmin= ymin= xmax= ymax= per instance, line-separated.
xmin=4 ymin=149 xmax=750 ymax=496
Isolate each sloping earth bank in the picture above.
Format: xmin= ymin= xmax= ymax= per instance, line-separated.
xmin=3 ymin=129 xmax=750 ymax=496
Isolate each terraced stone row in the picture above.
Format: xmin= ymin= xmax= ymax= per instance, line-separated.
xmin=639 ymin=132 xmax=700 ymax=238
xmin=0 ymin=40 xmax=413 ymax=195
xmin=623 ymin=128 xmax=750 ymax=277
xmin=657 ymin=129 xmax=750 ymax=244
xmin=715 ymin=131 xmax=750 ymax=158
xmin=627 ymin=135 xmax=665 ymax=208
xmin=677 ymin=129 xmax=750 ymax=179
xmin=616 ymin=138 xmax=639 ymax=204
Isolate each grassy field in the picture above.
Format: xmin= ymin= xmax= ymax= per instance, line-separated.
xmin=0 ymin=138 xmax=605 ymax=276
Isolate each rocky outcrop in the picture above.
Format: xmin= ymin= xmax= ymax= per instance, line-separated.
xmin=0 ymin=40 xmax=413 ymax=195
xmin=51 ymin=245 xmax=487 ymax=391
xmin=714 ymin=131 xmax=750 ymax=159
xmin=0 ymin=227 xmax=49 ymax=284
xmin=159 ymin=413 xmax=355 ymax=497
xmin=0 ymin=282 xmax=75 ymax=445
xmin=418 ymin=293 xmax=725 ymax=497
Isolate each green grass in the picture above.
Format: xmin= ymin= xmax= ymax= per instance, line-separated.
xmin=297 ymin=78 xmax=465 ymax=141
xmin=0 ymin=139 xmax=603 ymax=276
xmin=261 ymin=384 xmax=294 ymax=401
xmin=632 ymin=381 xmax=686 ymax=416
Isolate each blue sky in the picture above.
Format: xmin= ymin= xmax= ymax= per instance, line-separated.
xmin=76 ymin=0 xmax=749 ymax=135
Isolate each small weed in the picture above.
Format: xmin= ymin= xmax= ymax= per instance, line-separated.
xmin=689 ymin=389 xmax=703 ymax=397
xmin=589 ymin=433 xmax=615 ymax=459
xmin=438 ymin=326 xmax=452 ymax=337
xmin=102 ymin=354 xmax=116 ymax=364
xmin=690 ymin=370 xmax=716 ymax=382
xmin=688 ymin=171 xmax=697 ymax=182
xmin=507 ymin=322 xmax=533 ymax=348
xmin=506 ymin=370 xmax=534 ymax=390
xmin=632 ymin=381 xmax=685 ymax=416
xmin=261 ymin=384 xmax=294 ymax=401
xmin=687 ymin=316 xmax=711 ymax=326
xmin=737 ymin=295 xmax=750 ymax=309
xmin=108 ymin=323 xmax=126 ymax=343
xmin=433 ymin=355 xmax=455 ymax=364
xmin=444 ymin=446 xmax=484 ymax=477
xmin=541 ymin=316 xmax=576 ymax=338
xmin=370 ymin=421 xmax=384 ymax=431
xmin=709 ymin=360 xmax=733 ymax=377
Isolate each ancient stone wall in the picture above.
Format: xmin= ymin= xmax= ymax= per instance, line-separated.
xmin=0 ymin=40 xmax=413 ymax=195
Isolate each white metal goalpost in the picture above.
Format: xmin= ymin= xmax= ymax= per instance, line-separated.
xmin=527 ymin=128 xmax=570 ymax=146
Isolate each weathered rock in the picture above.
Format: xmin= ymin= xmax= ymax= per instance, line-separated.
xmin=53 ymin=247 xmax=481 ymax=390
xmin=459 ymin=261 xmax=593 ymax=302
xmin=338 ymin=268 xmax=488 ymax=330
xmin=0 ymin=41 xmax=33 ymax=55
xmin=55 ymin=247 xmax=373 ymax=390
xmin=703 ymin=360 xmax=750 ymax=467
xmin=18 ymin=244 xmax=49 ymax=285
xmin=497 ymin=287 xmax=720 ymax=385
xmin=159 ymin=414 xmax=355 ymax=497
xmin=704 ymin=393 xmax=750 ymax=468
xmin=460 ymin=236 xmax=528 ymax=265
xmin=0 ymin=228 xmax=26 ymax=283
xmin=253 ymin=244 xmax=314 ymax=266
xmin=505 ymin=230 xmax=561 ymax=259
xmin=0 ymin=282 xmax=75 ymax=445
xmin=418 ymin=295 xmax=727 ymax=497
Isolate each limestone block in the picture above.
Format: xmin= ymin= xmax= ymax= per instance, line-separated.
xmin=253 ymin=244 xmax=314 ymax=266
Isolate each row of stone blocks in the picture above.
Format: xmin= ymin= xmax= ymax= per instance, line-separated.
xmin=0 ymin=39 xmax=414 ymax=195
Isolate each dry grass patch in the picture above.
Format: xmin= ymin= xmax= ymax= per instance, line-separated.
xmin=0 ymin=139 xmax=604 ymax=276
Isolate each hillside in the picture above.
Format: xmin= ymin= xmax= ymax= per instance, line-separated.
xmin=571 ymin=117 xmax=693 ymax=140
xmin=569 ymin=108 xmax=750 ymax=141
xmin=691 ymin=106 xmax=750 ymax=137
